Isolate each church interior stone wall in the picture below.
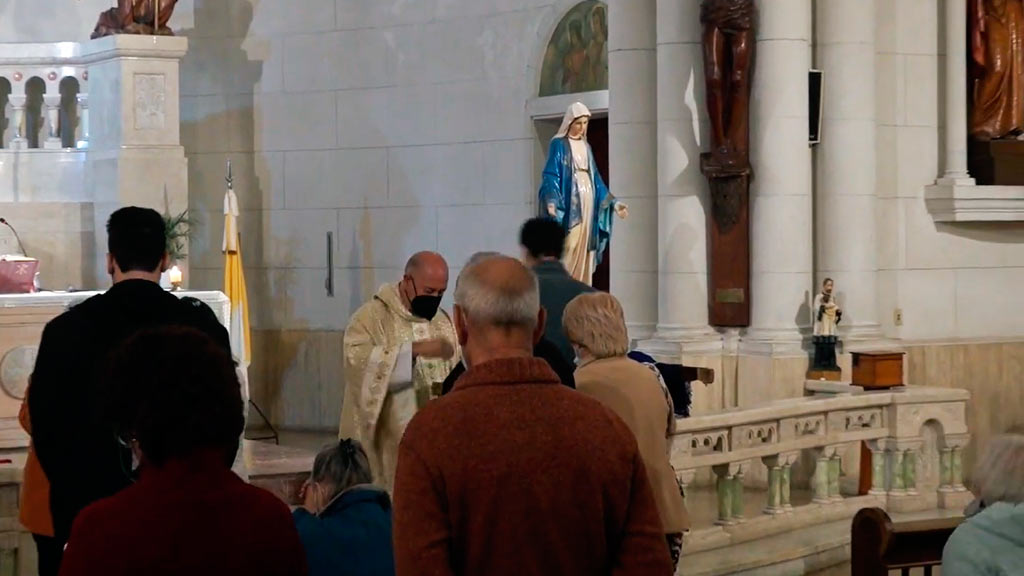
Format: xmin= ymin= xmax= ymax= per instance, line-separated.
xmin=0 ymin=0 xmax=1022 ymax=435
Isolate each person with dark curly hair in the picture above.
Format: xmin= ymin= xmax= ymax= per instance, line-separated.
xmin=27 ymin=206 xmax=232 ymax=575
xmin=58 ymin=327 xmax=307 ymax=576
xmin=294 ymin=439 xmax=394 ymax=576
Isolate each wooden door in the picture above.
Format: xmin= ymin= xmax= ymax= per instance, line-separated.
xmin=588 ymin=117 xmax=610 ymax=292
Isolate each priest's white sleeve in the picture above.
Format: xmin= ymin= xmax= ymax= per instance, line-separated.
xmin=387 ymin=342 xmax=414 ymax=393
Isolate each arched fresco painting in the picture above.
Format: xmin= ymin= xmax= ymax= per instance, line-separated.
xmin=539 ymin=1 xmax=608 ymax=97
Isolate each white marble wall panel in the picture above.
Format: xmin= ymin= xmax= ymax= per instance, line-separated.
xmin=437 ymin=203 xmax=532 ymax=267
xmin=876 ymin=54 xmax=906 ymax=127
xmin=189 ymin=152 xmax=285 ymax=212
xmin=388 ymin=144 xmax=486 ymax=207
xmin=482 ymin=140 xmax=534 ymax=205
xmin=954 ymin=268 xmax=1024 ymax=339
xmin=335 ymin=0 xmax=438 ymax=30
xmin=284 ymin=149 xmax=388 ymax=210
xmin=254 ymin=92 xmax=337 ymax=151
xmin=284 ymin=30 xmax=395 ymax=92
xmin=904 ymin=54 xmax=939 ymax=128
xmin=249 ymin=0 xmax=337 ymax=36
xmin=335 ymin=207 xmax=438 ymax=270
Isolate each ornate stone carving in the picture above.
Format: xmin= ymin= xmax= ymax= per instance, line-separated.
xmin=0 ymin=345 xmax=37 ymax=399
xmin=793 ymin=415 xmax=825 ymax=437
xmin=733 ymin=422 xmax=778 ymax=448
xmin=845 ymin=409 xmax=883 ymax=430
xmin=690 ymin=431 xmax=729 ymax=455
xmin=134 ymin=73 xmax=166 ymax=130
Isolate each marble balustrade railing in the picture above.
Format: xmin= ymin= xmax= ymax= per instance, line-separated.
xmin=670 ymin=386 xmax=971 ymax=527
xmin=0 ymin=43 xmax=91 ymax=150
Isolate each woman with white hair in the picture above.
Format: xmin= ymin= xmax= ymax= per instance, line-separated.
xmin=294 ymin=439 xmax=394 ymax=576
xmin=563 ymin=291 xmax=690 ymax=568
xmin=942 ymin=429 xmax=1024 ymax=574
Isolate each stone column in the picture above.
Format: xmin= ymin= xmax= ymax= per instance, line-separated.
xmin=829 ymin=452 xmax=843 ymax=501
xmin=763 ymin=451 xmax=798 ymax=514
xmin=813 ymin=447 xmax=834 ymax=503
xmin=43 ymin=93 xmax=62 ymax=149
xmin=651 ymin=0 xmax=720 ymax=351
xmin=814 ymin=0 xmax=881 ymax=340
xmin=713 ymin=463 xmax=745 ymax=525
xmin=609 ymin=0 xmax=658 ymax=340
xmin=744 ymin=0 xmax=813 ymax=351
xmin=868 ymin=440 xmax=887 ymax=495
xmin=76 ymin=93 xmax=89 ymax=148
xmin=940 ymin=0 xmax=974 ymax=184
xmin=8 ymin=94 xmax=27 ymax=150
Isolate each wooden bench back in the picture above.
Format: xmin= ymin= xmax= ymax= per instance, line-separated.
xmin=851 ymin=507 xmax=963 ymax=576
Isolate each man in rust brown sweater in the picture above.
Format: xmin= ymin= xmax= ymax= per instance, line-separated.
xmin=393 ymin=256 xmax=672 ymax=576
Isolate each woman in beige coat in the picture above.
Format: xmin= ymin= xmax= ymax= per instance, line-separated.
xmin=563 ymin=292 xmax=689 ymax=568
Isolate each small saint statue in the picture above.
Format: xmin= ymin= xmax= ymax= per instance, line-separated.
xmin=539 ymin=102 xmax=628 ymax=285
xmin=810 ymin=278 xmax=842 ymax=377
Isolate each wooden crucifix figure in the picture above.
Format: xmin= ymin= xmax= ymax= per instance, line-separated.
xmin=700 ymin=0 xmax=755 ymax=327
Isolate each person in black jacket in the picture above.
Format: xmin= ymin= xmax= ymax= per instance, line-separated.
xmin=519 ymin=217 xmax=594 ymax=367
xmin=440 ymin=251 xmax=575 ymax=395
xmin=28 ymin=206 xmax=231 ymax=574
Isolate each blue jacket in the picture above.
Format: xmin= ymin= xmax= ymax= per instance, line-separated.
xmin=293 ymin=486 xmax=395 ymax=576
xmin=942 ymin=502 xmax=1024 ymax=575
xmin=538 ymin=137 xmax=615 ymax=265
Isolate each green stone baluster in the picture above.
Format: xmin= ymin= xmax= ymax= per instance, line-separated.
xmin=781 ymin=464 xmax=793 ymax=510
xmin=903 ymin=449 xmax=917 ymax=494
xmin=732 ymin=469 xmax=745 ymax=521
xmin=892 ymin=450 xmax=906 ymax=492
xmin=871 ymin=448 xmax=886 ymax=494
xmin=813 ymin=453 xmax=831 ymax=503
xmin=828 ymin=454 xmax=841 ymax=500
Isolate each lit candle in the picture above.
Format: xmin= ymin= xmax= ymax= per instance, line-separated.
xmin=169 ymin=265 xmax=182 ymax=287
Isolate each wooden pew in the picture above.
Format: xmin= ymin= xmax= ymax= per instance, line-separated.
xmin=851 ymin=507 xmax=963 ymax=576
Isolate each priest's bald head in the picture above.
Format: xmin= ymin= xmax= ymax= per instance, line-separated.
xmin=453 ymin=256 xmax=545 ymax=369
xmin=399 ymin=251 xmax=449 ymax=321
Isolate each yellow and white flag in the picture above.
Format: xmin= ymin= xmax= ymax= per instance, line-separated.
xmin=223 ymin=183 xmax=250 ymax=368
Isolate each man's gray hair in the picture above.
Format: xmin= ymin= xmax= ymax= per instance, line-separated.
xmin=466 ymin=251 xmax=503 ymax=267
xmin=973 ymin=430 xmax=1024 ymax=504
xmin=454 ymin=256 xmax=540 ymax=329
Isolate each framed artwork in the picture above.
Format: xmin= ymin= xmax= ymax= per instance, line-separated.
xmin=539 ymin=1 xmax=608 ymax=97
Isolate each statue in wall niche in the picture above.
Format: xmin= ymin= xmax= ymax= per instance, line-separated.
xmin=538 ymin=102 xmax=627 ymax=286
xmin=700 ymin=0 xmax=755 ymax=327
xmin=91 ymin=0 xmax=179 ymax=40
xmin=809 ymin=278 xmax=842 ymax=380
xmin=969 ymin=0 xmax=1024 ymax=140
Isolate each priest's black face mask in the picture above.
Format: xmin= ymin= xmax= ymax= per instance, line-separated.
xmin=404 ymin=276 xmax=443 ymax=321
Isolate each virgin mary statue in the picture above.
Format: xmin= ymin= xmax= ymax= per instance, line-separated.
xmin=539 ymin=102 xmax=627 ymax=285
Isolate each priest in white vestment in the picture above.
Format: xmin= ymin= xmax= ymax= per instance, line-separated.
xmin=339 ymin=251 xmax=460 ymax=491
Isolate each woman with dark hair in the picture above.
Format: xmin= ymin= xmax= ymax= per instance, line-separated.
xmin=58 ymin=327 xmax=307 ymax=576
xmin=294 ymin=439 xmax=395 ymax=576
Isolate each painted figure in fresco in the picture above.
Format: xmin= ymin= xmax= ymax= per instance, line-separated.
xmin=539 ymin=102 xmax=628 ymax=285
xmin=700 ymin=0 xmax=755 ymax=168
xmin=91 ymin=0 xmax=179 ymax=39
xmin=970 ymin=0 xmax=1024 ymax=140
xmin=585 ymin=4 xmax=608 ymax=89
xmin=562 ymin=19 xmax=590 ymax=94
xmin=538 ymin=1 xmax=609 ymax=97
xmin=811 ymin=278 xmax=842 ymax=372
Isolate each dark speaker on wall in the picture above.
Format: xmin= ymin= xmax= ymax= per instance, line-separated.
xmin=809 ymin=69 xmax=823 ymax=144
